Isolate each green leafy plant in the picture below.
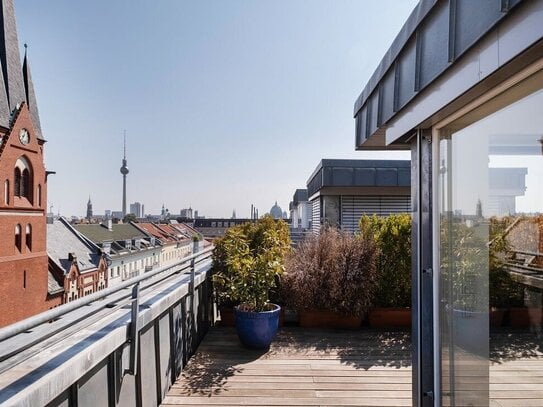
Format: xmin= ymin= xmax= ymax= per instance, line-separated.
xmin=212 ymin=216 xmax=291 ymax=312
xmin=282 ymin=228 xmax=379 ymax=316
xmin=489 ymin=217 xmax=525 ymax=308
xmin=359 ymin=214 xmax=412 ymax=308
xmin=123 ymin=213 xmax=137 ymax=223
xmin=439 ymin=217 xmax=490 ymax=312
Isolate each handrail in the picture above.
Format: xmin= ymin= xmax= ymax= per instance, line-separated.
xmin=0 ymin=245 xmax=214 ymax=342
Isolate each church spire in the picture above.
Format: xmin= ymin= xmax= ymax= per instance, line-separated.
xmin=86 ymin=195 xmax=93 ymax=220
xmin=22 ymin=43 xmax=42 ymax=140
xmin=0 ymin=0 xmax=26 ymax=115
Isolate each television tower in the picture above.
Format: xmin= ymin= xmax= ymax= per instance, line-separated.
xmin=120 ymin=131 xmax=129 ymax=217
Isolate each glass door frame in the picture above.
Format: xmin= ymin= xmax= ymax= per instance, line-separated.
xmin=430 ymin=57 xmax=543 ymax=406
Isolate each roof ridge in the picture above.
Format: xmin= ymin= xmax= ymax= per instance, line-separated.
xmin=58 ymin=216 xmax=103 ymax=254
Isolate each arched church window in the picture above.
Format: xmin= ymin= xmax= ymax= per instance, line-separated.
xmin=25 ymin=224 xmax=32 ymax=251
xmin=14 ymin=157 xmax=32 ymax=201
xmin=4 ymin=179 xmax=8 ymax=204
xmin=15 ymin=224 xmax=22 ymax=252
xmin=21 ymin=169 xmax=29 ymax=198
xmin=14 ymin=168 xmax=21 ymax=196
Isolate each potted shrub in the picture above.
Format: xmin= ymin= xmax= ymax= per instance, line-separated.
xmin=359 ymin=214 xmax=412 ymax=328
xmin=212 ymin=216 xmax=291 ymax=348
xmin=439 ymin=220 xmax=493 ymax=356
xmin=488 ymin=219 xmax=527 ymax=327
xmin=282 ymin=228 xmax=378 ymax=329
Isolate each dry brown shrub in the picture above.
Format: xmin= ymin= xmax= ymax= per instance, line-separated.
xmin=282 ymin=228 xmax=379 ymax=316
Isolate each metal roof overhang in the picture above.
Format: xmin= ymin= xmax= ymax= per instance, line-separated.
xmin=354 ymin=0 xmax=543 ymax=150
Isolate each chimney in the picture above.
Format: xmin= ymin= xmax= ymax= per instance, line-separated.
xmin=102 ymin=241 xmax=111 ymax=255
xmin=68 ymin=252 xmax=77 ymax=262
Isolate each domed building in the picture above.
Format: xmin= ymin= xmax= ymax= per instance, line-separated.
xmin=269 ymin=201 xmax=283 ymax=219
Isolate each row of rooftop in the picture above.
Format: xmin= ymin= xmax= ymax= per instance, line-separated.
xmin=45 ymin=217 xmax=208 ymax=305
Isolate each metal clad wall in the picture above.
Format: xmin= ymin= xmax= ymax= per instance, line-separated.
xmin=307 ymin=169 xmax=323 ymax=197
xmin=356 ymin=106 xmax=367 ymax=145
xmin=396 ymin=38 xmax=417 ymax=110
xmin=46 ymin=392 xmax=69 ymax=407
xmin=172 ymin=303 xmax=183 ymax=379
xmin=117 ymin=345 xmax=137 ymax=407
xmin=158 ymin=313 xmax=171 ymax=401
xmin=340 ymin=195 xmax=411 ymax=234
xmin=311 ymin=198 xmax=321 ymax=234
xmin=354 ymin=0 xmax=527 ymax=147
xmin=380 ymin=69 xmax=396 ymax=125
xmin=418 ymin=1 xmax=450 ymax=88
xmin=78 ymin=361 xmax=109 ymax=407
xmin=453 ymin=0 xmax=503 ymax=58
xmin=368 ymin=91 xmax=380 ymax=135
xmin=140 ymin=325 xmax=158 ymax=407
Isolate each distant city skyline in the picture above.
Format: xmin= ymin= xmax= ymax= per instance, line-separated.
xmin=15 ymin=1 xmax=414 ymax=217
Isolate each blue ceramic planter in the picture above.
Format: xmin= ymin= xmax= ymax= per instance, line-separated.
xmin=234 ymin=304 xmax=281 ymax=349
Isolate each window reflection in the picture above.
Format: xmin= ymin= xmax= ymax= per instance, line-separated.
xmin=439 ymin=87 xmax=543 ymax=406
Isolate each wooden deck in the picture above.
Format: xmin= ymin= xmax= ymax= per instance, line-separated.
xmin=160 ymin=327 xmax=543 ymax=406
xmin=161 ymin=327 xmax=412 ymax=407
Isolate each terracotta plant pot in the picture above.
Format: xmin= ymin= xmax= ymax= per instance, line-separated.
xmin=489 ymin=308 xmax=505 ymax=327
xmin=368 ymin=308 xmax=411 ymax=328
xmin=509 ymin=307 xmax=542 ymax=328
xmin=299 ymin=309 xmax=362 ymax=329
xmin=219 ymin=307 xmax=236 ymax=327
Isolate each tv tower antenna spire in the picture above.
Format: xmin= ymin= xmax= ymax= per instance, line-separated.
xmin=120 ymin=130 xmax=129 ymax=217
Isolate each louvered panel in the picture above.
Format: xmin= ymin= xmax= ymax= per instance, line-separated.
xmin=340 ymin=195 xmax=411 ymax=234
xmin=311 ymin=198 xmax=321 ymax=235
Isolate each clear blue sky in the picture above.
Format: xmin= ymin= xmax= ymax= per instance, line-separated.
xmin=15 ymin=0 xmax=416 ymax=218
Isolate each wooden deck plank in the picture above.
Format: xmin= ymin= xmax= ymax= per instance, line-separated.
xmin=161 ymin=327 xmax=543 ymax=407
xmin=160 ymin=396 xmax=412 ymax=406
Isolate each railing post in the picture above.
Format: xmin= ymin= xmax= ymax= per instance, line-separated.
xmin=190 ymin=257 xmax=195 ymax=296
xmin=191 ymin=257 xmax=197 ymax=349
xmin=126 ymin=283 xmax=140 ymax=376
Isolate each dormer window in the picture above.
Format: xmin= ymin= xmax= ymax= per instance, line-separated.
xmin=125 ymin=239 xmax=132 ymax=250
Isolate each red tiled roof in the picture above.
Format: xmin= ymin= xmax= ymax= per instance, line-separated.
xmin=137 ymin=223 xmax=177 ymax=243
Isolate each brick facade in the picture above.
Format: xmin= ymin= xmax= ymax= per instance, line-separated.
xmin=0 ymin=105 xmax=57 ymax=327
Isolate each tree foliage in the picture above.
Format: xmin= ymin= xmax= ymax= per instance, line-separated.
xmin=359 ymin=214 xmax=412 ymax=308
xmin=212 ymin=216 xmax=291 ymax=312
xmin=123 ymin=213 xmax=137 ymax=223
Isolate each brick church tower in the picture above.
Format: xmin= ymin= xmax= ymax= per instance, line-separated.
xmin=0 ymin=0 xmax=56 ymax=327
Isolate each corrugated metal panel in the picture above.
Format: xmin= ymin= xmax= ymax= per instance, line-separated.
xmin=311 ymin=198 xmax=321 ymax=235
xmin=340 ymin=195 xmax=411 ymax=234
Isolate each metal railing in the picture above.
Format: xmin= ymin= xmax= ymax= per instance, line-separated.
xmin=0 ymin=245 xmax=215 ymax=407
xmin=0 ymin=245 xmax=213 ymax=343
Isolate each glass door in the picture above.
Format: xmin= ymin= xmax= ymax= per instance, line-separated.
xmin=436 ymin=80 xmax=543 ymax=406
